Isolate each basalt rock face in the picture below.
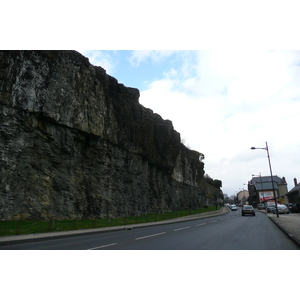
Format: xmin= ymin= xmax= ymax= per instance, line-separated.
xmin=0 ymin=50 xmax=220 ymax=220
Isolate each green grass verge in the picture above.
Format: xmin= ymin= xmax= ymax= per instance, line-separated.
xmin=0 ymin=207 xmax=220 ymax=236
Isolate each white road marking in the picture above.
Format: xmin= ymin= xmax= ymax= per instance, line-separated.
xmin=174 ymin=226 xmax=191 ymax=231
xmin=209 ymin=220 xmax=217 ymax=223
xmin=88 ymin=243 xmax=117 ymax=250
xmin=135 ymin=232 xmax=166 ymax=240
xmin=195 ymin=223 xmax=206 ymax=226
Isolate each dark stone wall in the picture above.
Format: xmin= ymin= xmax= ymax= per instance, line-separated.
xmin=0 ymin=50 xmax=221 ymax=220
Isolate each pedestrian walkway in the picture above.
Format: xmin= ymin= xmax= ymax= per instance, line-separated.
xmin=258 ymin=210 xmax=300 ymax=248
xmin=0 ymin=206 xmax=230 ymax=246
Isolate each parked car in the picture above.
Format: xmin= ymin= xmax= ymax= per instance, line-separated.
xmin=230 ymin=204 xmax=237 ymax=211
xmin=242 ymin=205 xmax=255 ymax=216
xmin=258 ymin=204 xmax=265 ymax=210
xmin=272 ymin=204 xmax=289 ymax=214
xmin=288 ymin=203 xmax=300 ymax=213
xmin=266 ymin=204 xmax=276 ymax=213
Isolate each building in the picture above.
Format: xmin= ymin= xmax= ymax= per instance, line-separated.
xmin=286 ymin=178 xmax=300 ymax=204
xmin=236 ymin=190 xmax=249 ymax=205
xmin=248 ymin=175 xmax=288 ymax=207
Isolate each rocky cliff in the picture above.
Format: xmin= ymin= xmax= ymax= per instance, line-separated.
xmin=0 ymin=50 xmax=222 ymax=220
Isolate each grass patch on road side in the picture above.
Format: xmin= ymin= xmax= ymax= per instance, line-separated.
xmin=0 ymin=207 xmax=220 ymax=236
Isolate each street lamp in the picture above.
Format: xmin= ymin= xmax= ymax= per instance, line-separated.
xmin=251 ymin=142 xmax=279 ymax=217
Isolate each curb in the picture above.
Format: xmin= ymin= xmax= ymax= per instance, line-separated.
xmin=257 ymin=209 xmax=300 ymax=249
xmin=268 ymin=216 xmax=300 ymax=249
xmin=0 ymin=207 xmax=230 ymax=247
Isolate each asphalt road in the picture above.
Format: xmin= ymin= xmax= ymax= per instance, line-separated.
xmin=1 ymin=208 xmax=299 ymax=250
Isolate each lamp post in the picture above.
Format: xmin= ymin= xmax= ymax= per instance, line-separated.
xmin=251 ymin=142 xmax=279 ymax=218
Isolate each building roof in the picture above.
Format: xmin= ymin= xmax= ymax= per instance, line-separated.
xmin=287 ymin=183 xmax=300 ymax=195
xmin=255 ymin=181 xmax=278 ymax=191
xmin=251 ymin=175 xmax=286 ymax=186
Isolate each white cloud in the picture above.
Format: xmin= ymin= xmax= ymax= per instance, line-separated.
xmin=139 ymin=50 xmax=300 ymax=195
xmin=128 ymin=50 xmax=177 ymax=67
xmin=80 ymin=49 xmax=300 ymax=196
xmin=78 ymin=50 xmax=115 ymax=74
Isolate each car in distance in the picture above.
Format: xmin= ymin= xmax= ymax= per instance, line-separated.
xmin=241 ymin=205 xmax=255 ymax=216
xmin=258 ymin=204 xmax=265 ymax=210
xmin=230 ymin=204 xmax=237 ymax=211
xmin=272 ymin=204 xmax=289 ymax=214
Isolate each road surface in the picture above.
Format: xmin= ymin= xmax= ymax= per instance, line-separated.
xmin=1 ymin=208 xmax=298 ymax=250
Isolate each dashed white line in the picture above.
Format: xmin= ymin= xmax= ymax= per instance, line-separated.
xmin=88 ymin=243 xmax=117 ymax=250
xmin=88 ymin=215 xmax=234 ymax=249
xmin=174 ymin=226 xmax=191 ymax=231
xmin=135 ymin=232 xmax=166 ymax=240
xmin=196 ymin=223 xmax=206 ymax=226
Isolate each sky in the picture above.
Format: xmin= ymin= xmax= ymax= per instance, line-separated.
xmin=3 ymin=0 xmax=300 ymax=200
xmin=79 ymin=50 xmax=300 ymax=197
xmin=4 ymin=0 xmax=300 ymax=293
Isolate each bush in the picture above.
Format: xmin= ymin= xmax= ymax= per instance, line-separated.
xmin=203 ymin=205 xmax=209 ymax=209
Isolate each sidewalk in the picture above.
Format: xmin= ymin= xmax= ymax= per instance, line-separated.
xmin=258 ymin=210 xmax=300 ymax=248
xmin=0 ymin=206 xmax=230 ymax=247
